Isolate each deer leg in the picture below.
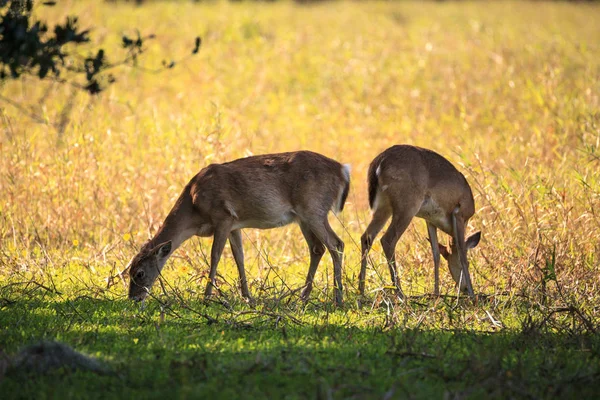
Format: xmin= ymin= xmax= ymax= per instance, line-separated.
xmin=303 ymin=218 xmax=345 ymax=306
xmin=426 ymin=222 xmax=441 ymax=296
xmin=451 ymin=210 xmax=475 ymax=298
xmin=229 ymin=229 xmax=250 ymax=300
xmin=380 ymin=209 xmax=417 ymax=299
xmin=359 ymin=207 xmax=392 ymax=296
xmin=204 ymin=223 xmax=232 ymax=298
xmin=298 ymin=222 xmax=326 ymax=302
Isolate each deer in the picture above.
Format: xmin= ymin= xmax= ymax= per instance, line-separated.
xmin=126 ymin=151 xmax=350 ymax=306
xmin=359 ymin=145 xmax=481 ymax=299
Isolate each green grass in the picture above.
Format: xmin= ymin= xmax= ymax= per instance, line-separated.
xmin=2 ymin=0 xmax=600 ymax=398
xmin=2 ymin=263 xmax=599 ymax=398
xmin=2 ymin=285 xmax=599 ymax=399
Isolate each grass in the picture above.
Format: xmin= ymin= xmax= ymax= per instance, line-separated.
xmin=2 ymin=288 xmax=599 ymax=399
xmin=1 ymin=0 xmax=600 ymax=398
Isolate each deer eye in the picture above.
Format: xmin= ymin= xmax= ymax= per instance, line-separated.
xmin=134 ymin=270 xmax=145 ymax=281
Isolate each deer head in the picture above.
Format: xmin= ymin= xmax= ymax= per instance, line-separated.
xmin=128 ymin=241 xmax=172 ymax=301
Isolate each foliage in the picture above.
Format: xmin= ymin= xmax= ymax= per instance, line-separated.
xmin=0 ymin=0 xmax=200 ymax=94
xmin=1 ymin=0 xmax=600 ymax=398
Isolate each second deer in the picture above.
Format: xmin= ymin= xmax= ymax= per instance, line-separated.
xmin=359 ymin=145 xmax=481 ymax=298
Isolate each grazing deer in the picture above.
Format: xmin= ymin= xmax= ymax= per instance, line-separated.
xmin=359 ymin=145 xmax=481 ymax=298
xmin=127 ymin=151 xmax=350 ymax=305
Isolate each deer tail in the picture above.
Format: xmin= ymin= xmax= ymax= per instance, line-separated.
xmin=333 ymin=164 xmax=351 ymax=214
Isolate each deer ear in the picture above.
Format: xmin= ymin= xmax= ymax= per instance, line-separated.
xmin=428 ymin=237 xmax=449 ymax=260
xmin=155 ymin=241 xmax=172 ymax=259
xmin=466 ymin=232 xmax=481 ymax=250
xmin=438 ymin=244 xmax=450 ymax=260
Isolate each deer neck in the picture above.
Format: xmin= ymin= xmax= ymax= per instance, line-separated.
xmin=144 ymin=208 xmax=198 ymax=258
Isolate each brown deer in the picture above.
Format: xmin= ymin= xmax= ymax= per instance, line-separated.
xmin=359 ymin=145 xmax=480 ymax=298
xmin=127 ymin=151 xmax=350 ymax=305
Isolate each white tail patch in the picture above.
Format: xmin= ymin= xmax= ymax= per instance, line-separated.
xmin=342 ymin=164 xmax=351 ymax=182
xmin=332 ymin=164 xmax=351 ymax=215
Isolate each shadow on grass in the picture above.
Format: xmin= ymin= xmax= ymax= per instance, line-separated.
xmin=1 ymin=296 xmax=599 ymax=399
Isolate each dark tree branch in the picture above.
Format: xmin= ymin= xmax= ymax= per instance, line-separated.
xmin=1 ymin=0 xmax=201 ymax=104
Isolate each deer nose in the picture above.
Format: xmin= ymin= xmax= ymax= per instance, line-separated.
xmin=130 ymin=294 xmax=143 ymax=302
xmin=128 ymin=288 xmax=144 ymax=302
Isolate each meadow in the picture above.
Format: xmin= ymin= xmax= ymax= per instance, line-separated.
xmin=1 ymin=0 xmax=600 ymax=398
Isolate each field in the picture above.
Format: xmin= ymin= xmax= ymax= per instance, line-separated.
xmin=1 ymin=0 xmax=600 ymax=398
